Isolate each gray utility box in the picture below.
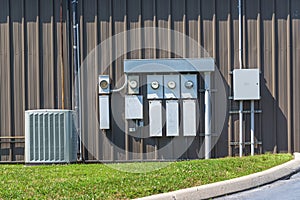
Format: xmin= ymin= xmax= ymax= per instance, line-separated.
xmin=233 ymin=69 xmax=260 ymax=100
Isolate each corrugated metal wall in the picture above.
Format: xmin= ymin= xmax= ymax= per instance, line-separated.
xmin=0 ymin=0 xmax=300 ymax=162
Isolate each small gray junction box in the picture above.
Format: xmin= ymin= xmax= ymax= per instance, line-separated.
xmin=233 ymin=69 xmax=260 ymax=100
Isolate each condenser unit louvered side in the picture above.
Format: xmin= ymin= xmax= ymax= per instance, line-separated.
xmin=25 ymin=110 xmax=77 ymax=164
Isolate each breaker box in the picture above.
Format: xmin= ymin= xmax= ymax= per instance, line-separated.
xmin=233 ymin=69 xmax=260 ymax=100
xmin=98 ymin=58 xmax=215 ymax=160
xmin=122 ymin=58 xmax=214 ymax=138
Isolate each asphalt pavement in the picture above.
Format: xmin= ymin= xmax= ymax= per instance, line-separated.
xmin=215 ymin=172 xmax=300 ymax=200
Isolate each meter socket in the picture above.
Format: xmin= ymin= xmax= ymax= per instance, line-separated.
xmin=98 ymin=75 xmax=110 ymax=94
xmin=127 ymin=75 xmax=140 ymax=94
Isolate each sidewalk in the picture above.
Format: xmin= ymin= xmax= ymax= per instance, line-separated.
xmin=137 ymin=153 xmax=300 ymax=200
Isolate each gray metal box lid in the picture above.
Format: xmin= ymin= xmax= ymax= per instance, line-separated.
xmin=233 ymin=69 xmax=260 ymax=100
xmin=124 ymin=58 xmax=215 ymax=73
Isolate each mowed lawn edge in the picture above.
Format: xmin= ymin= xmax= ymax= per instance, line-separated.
xmin=0 ymin=154 xmax=292 ymax=199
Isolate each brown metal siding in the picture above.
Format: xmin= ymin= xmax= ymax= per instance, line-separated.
xmin=0 ymin=0 xmax=300 ymax=161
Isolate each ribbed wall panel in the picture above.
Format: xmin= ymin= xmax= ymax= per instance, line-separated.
xmin=1 ymin=0 xmax=300 ymax=161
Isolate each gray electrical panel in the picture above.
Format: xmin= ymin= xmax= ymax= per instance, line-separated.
xmin=183 ymin=100 xmax=197 ymax=136
xmin=181 ymin=74 xmax=198 ymax=99
xmin=147 ymin=75 xmax=163 ymax=99
xmin=127 ymin=75 xmax=140 ymax=95
xmin=125 ymin=95 xmax=143 ymax=119
xmin=166 ymin=100 xmax=179 ymax=136
xmin=233 ymin=69 xmax=260 ymax=100
xmin=98 ymin=75 xmax=110 ymax=94
xmin=99 ymin=95 xmax=110 ymax=129
xmin=149 ymin=100 xmax=163 ymax=137
xmin=164 ymin=75 xmax=180 ymax=99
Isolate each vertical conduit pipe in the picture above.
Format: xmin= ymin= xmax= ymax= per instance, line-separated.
xmin=239 ymin=101 xmax=243 ymax=157
xmin=251 ymin=100 xmax=255 ymax=155
xmin=204 ymin=72 xmax=211 ymax=159
xmin=71 ymin=0 xmax=82 ymax=161
xmin=238 ymin=0 xmax=243 ymax=157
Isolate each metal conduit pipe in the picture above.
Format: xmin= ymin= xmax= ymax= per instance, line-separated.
xmin=238 ymin=0 xmax=243 ymax=157
xmin=251 ymin=100 xmax=255 ymax=156
xmin=71 ymin=0 xmax=82 ymax=161
xmin=204 ymin=72 xmax=212 ymax=159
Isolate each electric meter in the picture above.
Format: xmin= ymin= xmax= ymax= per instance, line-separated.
xmin=167 ymin=81 xmax=176 ymax=89
xmin=98 ymin=75 xmax=110 ymax=94
xmin=151 ymin=81 xmax=160 ymax=89
xmin=129 ymin=80 xmax=138 ymax=89
xmin=185 ymin=80 xmax=193 ymax=89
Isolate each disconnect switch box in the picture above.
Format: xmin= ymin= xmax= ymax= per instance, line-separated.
xmin=233 ymin=69 xmax=260 ymax=100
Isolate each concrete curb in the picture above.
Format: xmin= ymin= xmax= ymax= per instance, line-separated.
xmin=136 ymin=153 xmax=300 ymax=200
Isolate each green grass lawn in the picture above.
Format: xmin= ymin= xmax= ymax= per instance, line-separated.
xmin=0 ymin=154 xmax=292 ymax=199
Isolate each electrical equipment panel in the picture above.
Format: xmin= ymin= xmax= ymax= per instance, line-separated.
xmin=181 ymin=74 xmax=198 ymax=99
xmin=233 ymin=69 xmax=260 ymax=100
xmin=147 ymin=75 xmax=163 ymax=99
xmin=127 ymin=75 xmax=140 ymax=95
xmin=98 ymin=75 xmax=110 ymax=94
xmin=166 ymin=100 xmax=179 ymax=136
xmin=183 ymin=100 xmax=197 ymax=136
xmin=99 ymin=95 xmax=110 ymax=129
xmin=125 ymin=95 xmax=143 ymax=119
xmin=164 ymin=75 xmax=180 ymax=99
xmin=149 ymin=100 xmax=163 ymax=137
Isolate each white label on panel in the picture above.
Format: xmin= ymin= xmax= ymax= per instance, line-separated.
xmin=149 ymin=100 xmax=162 ymax=137
xmin=183 ymin=100 xmax=197 ymax=136
xmin=125 ymin=95 xmax=143 ymax=119
xmin=99 ymin=96 xmax=110 ymax=129
xmin=166 ymin=100 xmax=179 ymax=136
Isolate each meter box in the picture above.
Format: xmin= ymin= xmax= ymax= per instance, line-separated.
xmin=181 ymin=74 xmax=198 ymax=99
xmin=98 ymin=75 xmax=110 ymax=94
xmin=164 ymin=75 xmax=180 ymax=99
xmin=233 ymin=69 xmax=260 ymax=100
xmin=127 ymin=75 xmax=140 ymax=94
xmin=149 ymin=100 xmax=163 ymax=137
xmin=99 ymin=95 xmax=110 ymax=129
xmin=183 ymin=100 xmax=197 ymax=136
xmin=125 ymin=95 xmax=143 ymax=119
xmin=147 ymin=75 xmax=163 ymax=99
xmin=166 ymin=100 xmax=179 ymax=136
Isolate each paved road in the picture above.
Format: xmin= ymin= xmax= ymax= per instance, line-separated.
xmin=215 ymin=172 xmax=300 ymax=200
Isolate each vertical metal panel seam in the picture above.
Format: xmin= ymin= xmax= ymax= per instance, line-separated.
xmin=257 ymin=0 xmax=262 ymax=153
xmin=168 ymin=0 xmax=171 ymax=58
xmin=272 ymin=0 xmax=277 ymax=153
xmin=109 ymin=0 xmax=114 ymax=161
xmin=52 ymin=0 xmax=56 ymax=108
xmin=198 ymin=0 xmax=201 ymax=58
xmin=287 ymin=0 xmax=292 ymax=153
xmin=36 ymin=0 xmax=41 ymax=108
xmin=242 ymin=0 xmax=246 ymax=68
xmin=212 ymin=0 xmax=216 ymax=60
xmin=8 ymin=0 xmax=13 ymax=161
xmin=124 ymin=0 xmax=129 ymax=161
xmin=183 ymin=0 xmax=186 ymax=58
xmin=22 ymin=0 xmax=26 ymax=116
xmin=95 ymin=0 xmax=99 ymax=160
xmin=153 ymin=0 xmax=156 ymax=59
xmin=227 ymin=0 xmax=232 ymax=156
